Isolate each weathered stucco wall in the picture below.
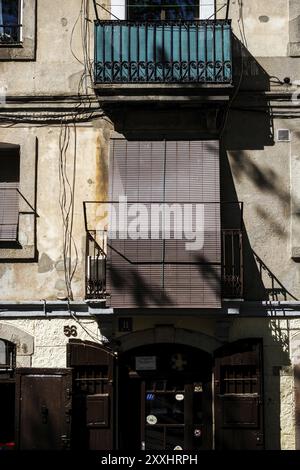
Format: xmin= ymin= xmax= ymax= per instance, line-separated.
xmin=224 ymin=114 xmax=300 ymax=301
xmin=219 ymin=0 xmax=289 ymax=57
xmin=0 ymin=122 xmax=111 ymax=300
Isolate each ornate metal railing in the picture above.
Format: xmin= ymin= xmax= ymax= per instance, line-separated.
xmin=84 ymin=201 xmax=243 ymax=301
xmin=253 ymin=250 xmax=298 ymax=301
xmin=85 ymin=228 xmax=243 ymax=301
xmin=222 ymin=229 xmax=243 ymax=299
xmin=85 ymin=230 xmax=107 ymax=300
xmin=94 ymin=20 xmax=232 ymax=84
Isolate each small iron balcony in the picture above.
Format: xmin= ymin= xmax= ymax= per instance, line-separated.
xmin=94 ymin=20 xmax=232 ymax=85
xmin=85 ymin=228 xmax=243 ymax=304
xmin=84 ymin=201 xmax=243 ymax=305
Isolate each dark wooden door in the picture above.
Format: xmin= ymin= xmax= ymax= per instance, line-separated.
xmin=67 ymin=339 xmax=116 ymax=450
xmin=15 ymin=369 xmax=72 ymax=450
xmin=214 ymin=339 xmax=264 ymax=450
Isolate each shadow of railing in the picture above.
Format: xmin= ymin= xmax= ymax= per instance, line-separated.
xmin=253 ymin=250 xmax=298 ymax=301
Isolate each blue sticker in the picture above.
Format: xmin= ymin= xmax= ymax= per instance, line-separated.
xmin=146 ymin=393 xmax=155 ymax=401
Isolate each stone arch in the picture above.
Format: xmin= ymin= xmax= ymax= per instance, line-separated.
xmin=119 ymin=325 xmax=222 ymax=355
xmin=0 ymin=323 xmax=34 ymax=367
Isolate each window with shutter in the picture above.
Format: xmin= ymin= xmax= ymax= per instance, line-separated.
xmin=0 ymin=145 xmax=20 ymax=242
xmin=107 ymin=139 xmax=221 ymax=308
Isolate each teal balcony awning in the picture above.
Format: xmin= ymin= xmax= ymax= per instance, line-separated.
xmin=95 ymin=20 xmax=232 ymax=84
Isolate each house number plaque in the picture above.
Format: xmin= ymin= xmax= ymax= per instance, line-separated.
xmin=63 ymin=325 xmax=78 ymax=337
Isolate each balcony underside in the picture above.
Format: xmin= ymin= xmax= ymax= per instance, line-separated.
xmin=93 ymin=83 xmax=232 ymax=105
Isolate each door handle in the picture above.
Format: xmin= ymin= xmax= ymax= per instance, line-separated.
xmin=141 ymin=441 xmax=145 ymax=451
xmin=41 ymin=405 xmax=48 ymax=424
xmin=65 ymin=408 xmax=72 ymax=424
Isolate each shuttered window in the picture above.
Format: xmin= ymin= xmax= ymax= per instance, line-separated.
xmin=0 ymin=146 xmax=20 ymax=242
xmin=107 ymin=139 xmax=220 ymax=308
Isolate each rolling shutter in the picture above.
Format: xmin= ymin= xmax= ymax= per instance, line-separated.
xmin=107 ymin=139 xmax=221 ymax=308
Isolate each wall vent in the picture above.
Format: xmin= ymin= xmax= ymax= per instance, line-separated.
xmin=277 ymin=129 xmax=290 ymax=142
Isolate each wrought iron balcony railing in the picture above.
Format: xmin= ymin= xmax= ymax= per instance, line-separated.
xmin=85 ymin=228 xmax=243 ymax=302
xmin=94 ymin=20 xmax=232 ymax=84
xmin=84 ymin=201 xmax=243 ymax=303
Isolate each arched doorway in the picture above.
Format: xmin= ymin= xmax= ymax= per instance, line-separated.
xmin=118 ymin=343 xmax=213 ymax=450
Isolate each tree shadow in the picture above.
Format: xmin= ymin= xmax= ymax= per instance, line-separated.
xmin=108 ymin=250 xmax=173 ymax=308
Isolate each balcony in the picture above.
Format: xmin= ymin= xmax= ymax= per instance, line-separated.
xmin=84 ymin=202 xmax=243 ymax=307
xmin=94 ymin=20 xmax=232 ymax=105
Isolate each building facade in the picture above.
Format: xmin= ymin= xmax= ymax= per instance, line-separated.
xmin=1 ymin=0 xmax=300 ymax=450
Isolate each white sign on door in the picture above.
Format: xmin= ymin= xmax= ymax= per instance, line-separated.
xmin=135 ymin=356 xmax=157 ymax=371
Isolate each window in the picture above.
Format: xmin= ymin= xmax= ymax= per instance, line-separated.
xmin=0 ymin=145 xmax=20 ymax=242
xmin=0 ymin=0 xmax=36 ymax=60
xmin=0 ymin=0 xmax=20 ymax=44
xmin=199 ymin=0 xmax=215 ymax=19
xmin=112 ymin=1 xmax=216 ymax=21
xmin=127 ymin=0 xmax=199 ymax=21
xmin=0 ymin=339 xmax=15 ymax=370
xmin=220 ymin=365 xmax=258 ymax=395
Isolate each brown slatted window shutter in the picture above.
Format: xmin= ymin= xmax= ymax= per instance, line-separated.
xmin=107 ymin=139 xmax=220 ymax=308
xmin=0 ymin=146 xmax=20 ymax=242
xmin=0 ymin=182 xmax=19 ymax=241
